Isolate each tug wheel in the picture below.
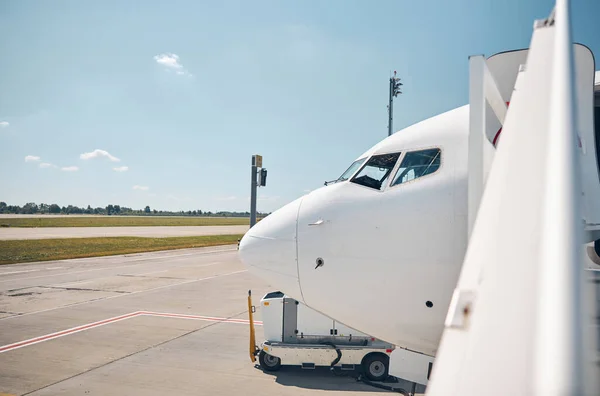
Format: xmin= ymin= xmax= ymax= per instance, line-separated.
xmin=362 ymin=353 xmax=389 ymax=381
xmin=259 ymin=350 xmax=281 ymax=371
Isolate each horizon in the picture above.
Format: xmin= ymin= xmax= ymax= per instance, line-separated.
xmin=0 ymin=201 xmax=271 ymax=215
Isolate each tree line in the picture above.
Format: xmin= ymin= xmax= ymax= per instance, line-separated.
xmin=0 ymin=202 xmax=269 ymax=217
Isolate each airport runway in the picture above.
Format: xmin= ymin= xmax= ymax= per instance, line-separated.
xmin=0 ymin=225 xmax=249 ymax=240
xmin=0 ymin=246 xmax=394 ymax=396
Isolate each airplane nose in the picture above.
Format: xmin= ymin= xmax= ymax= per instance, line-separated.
xmin=238 ymin=196 xmax=304 ymax=301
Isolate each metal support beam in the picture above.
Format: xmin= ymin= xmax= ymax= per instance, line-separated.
xmin=467 ymin=55 xmax=486 ymax=238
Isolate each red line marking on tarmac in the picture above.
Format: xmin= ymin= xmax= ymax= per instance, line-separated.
xmin=141 ymin=311 xmax=263 ymax=325
xmin=0 ymin=311 xmax=262 ymax=354
xmin=0 ymin=311 xmax=142 ymax=353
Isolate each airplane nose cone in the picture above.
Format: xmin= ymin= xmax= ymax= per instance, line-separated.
xmin=238 ymin=196 xmax=304 ymax=301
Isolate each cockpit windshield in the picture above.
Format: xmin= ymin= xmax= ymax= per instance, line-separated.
xmin=391 ymin=148 xmax=441 ymax=186
xmin=351 ymin=153 xmax=401 ymax=190
xmin=337 ymin=158 xmax=366 ymax=182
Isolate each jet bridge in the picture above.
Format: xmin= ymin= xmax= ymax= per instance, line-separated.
xmin=467 ymin=44 xmax=598 ymax=239
xmin=389 ymin=31 xmax=599 ymax=391
xmin=426 ymin=3 xmax=599 ymax=394
xmin=468 ymin=43 xmax=600 ymax=270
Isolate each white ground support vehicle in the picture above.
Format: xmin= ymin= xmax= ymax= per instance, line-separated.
xmin=247 ymin=291 xmax=396 ymax=382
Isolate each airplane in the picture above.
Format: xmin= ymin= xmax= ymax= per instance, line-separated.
xmin=241 ymin=102 xmax=470 ymax=359
xmin=238 ymin=0 xmax=599 ymax=391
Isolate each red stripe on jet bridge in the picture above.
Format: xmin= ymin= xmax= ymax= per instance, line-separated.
xmin=492 ymin=101 xmax=511 ymax=146
xmin=0 ymin=311 xmax=143 ymax=353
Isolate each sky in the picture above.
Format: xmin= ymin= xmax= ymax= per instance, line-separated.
xmin=1 ymin=0 xmax=599 ymax=213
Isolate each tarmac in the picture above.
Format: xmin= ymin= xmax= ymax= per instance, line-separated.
xmin=0 ymin=246 xmax=397 ymax=396
xmin=0 ymin=225 xmax=249 ymax=240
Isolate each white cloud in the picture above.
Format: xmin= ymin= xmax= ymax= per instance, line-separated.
xmin=154 ymin=53 xmax=192 ymax=77
xmin=80 ymin=149 xmax=120 ymax=162
xmin=61 ymin=166 xmax=79 ymax=172
xmin=113 ymin=166 xmax=129 ymax=172
xmin=154 ymin=53 xmax=182 ymax=69
xmin=39 ymin=162 xmax=56 ymax=168
xmin=25 ymin=155 xmax=41 ymax=162
xmin=217 ymin=196 xmax=237 ymax=201
xmin=0 ymin=121 xmax=9 ymax=128
xmin=133 ymin=185 xmax=149 ymax=191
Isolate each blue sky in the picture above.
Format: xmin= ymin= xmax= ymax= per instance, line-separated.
xmin=1 ymin=0 xmax=598 ymax=212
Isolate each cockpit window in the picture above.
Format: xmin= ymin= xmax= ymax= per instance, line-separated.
xmin=338 ymin=158 xmax=366 ymax=182
xmin=391 ymin=148 xmax=441 ymax=186
xmin=351 ymin=153 xmax=401 ymax=190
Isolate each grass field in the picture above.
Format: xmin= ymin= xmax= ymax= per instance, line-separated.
xmin=0 ymin=216 xmax=251 ymax=228
xmin=0 ymin=235 xmax=243 ymax=264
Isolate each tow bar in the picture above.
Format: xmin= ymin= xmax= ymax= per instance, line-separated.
xmin=247 ymin=290 xmax=259 ymax=362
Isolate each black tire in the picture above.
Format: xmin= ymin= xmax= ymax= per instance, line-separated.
xmin=362 ymin=353 xmax=389 ymax=382
xmin=259 ymin=350 xmax=281 ymax=372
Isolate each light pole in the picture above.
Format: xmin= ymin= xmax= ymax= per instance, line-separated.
xmin=250 ymin=154 xmax=267 ymax=228
xmin=387 ymin=71 xmax=403 ymax=137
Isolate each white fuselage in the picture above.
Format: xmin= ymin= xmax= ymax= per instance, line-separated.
xmin=239 ymin=105 xmax=470 ymax=356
